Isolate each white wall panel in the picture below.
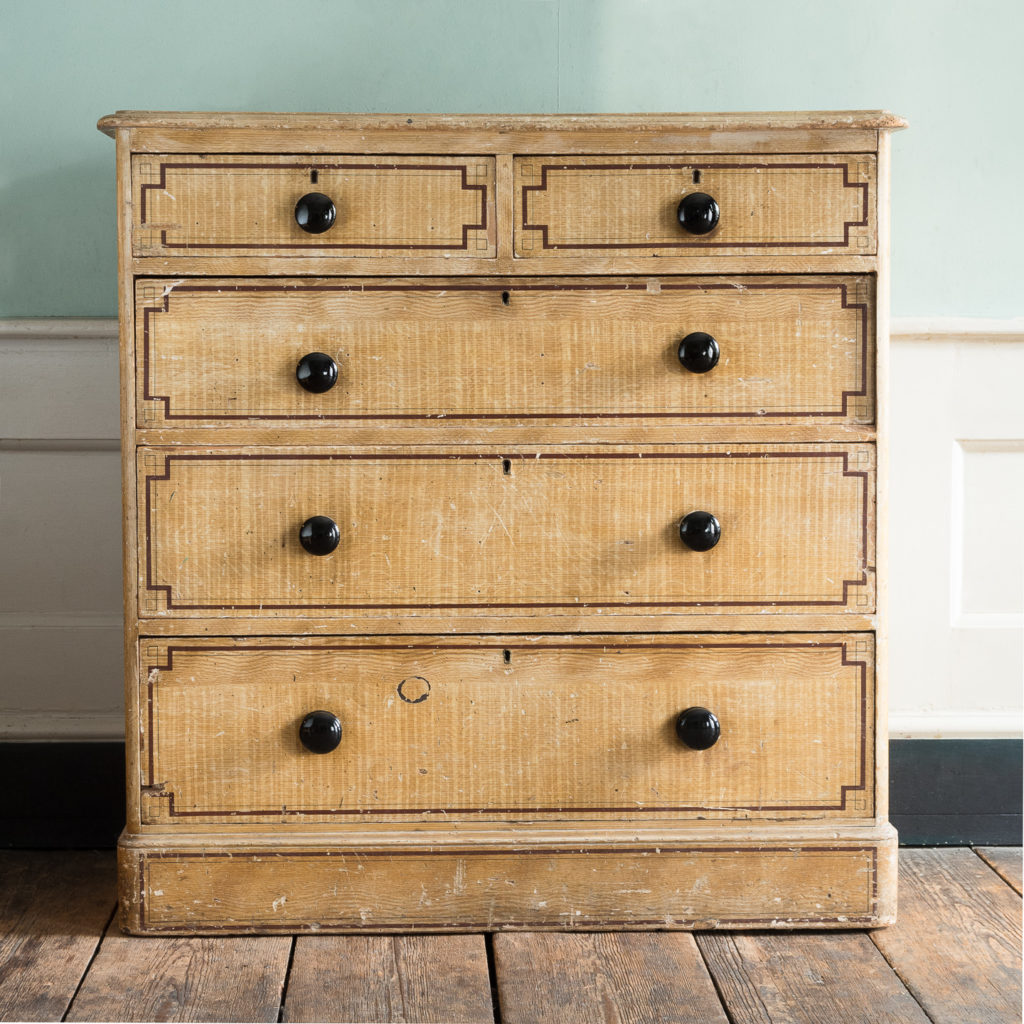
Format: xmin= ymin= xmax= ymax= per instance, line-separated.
xmin=889 ymin=321 xmax=1024 ymax=738
xmin=0 ymin=320 xmax=122 ymax=738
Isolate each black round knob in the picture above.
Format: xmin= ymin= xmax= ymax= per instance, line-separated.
xmin=678 ymin=332 xmax=720 ymax=374
xmin=295 ymin=192 xmax=336 ymax=234
xmin=296 ymin=352 xmax=339 ymax=393
xmin=677 ymin=192 xmax=720 ymax=235
xmin=299 ymin=515 xmax=340 ymax=556
xmin=299 ymin=710 xmax=342 ymax=754
xmin=679 ymin=511 xmax=721 ymax=551
xmin=675 ymin=707 xmax=720 ymax=750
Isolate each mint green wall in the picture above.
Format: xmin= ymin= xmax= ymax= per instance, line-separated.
xmin=1 ymin=0 xmax=1020 ymax=317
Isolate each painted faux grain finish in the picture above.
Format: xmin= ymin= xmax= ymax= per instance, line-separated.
xmin=137 ymin=445 xmax=875 ymax=617
xmin=131 ymin=155 xmax=496 ymax=258
xmin=117 ymin=832 xmax=897 ymax=934
xmin=515 ymin=155 xmax=876 ymax=257
xmin=99 ymin=110 xmax=909 ymax=135
xmin=132 ymin=611 xmax=877 ymax=637
xmin=115 ymin=128 xmax=142 ymax=832
xmin=137 ymin=634 xmax=874 ymax=824
xmin=136 ymin=275 xmax=874 ymax=430
xmin=101 ymin=110 xmax=901 ymax=932
xmin=131 ymin=252 xmax=881 ymax=279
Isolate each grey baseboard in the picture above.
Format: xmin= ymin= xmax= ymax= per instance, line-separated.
xmin=890 ymin=738 xmax=1022 ymax=846
xmin=0 ymin=739 xmax=1019 ymax=849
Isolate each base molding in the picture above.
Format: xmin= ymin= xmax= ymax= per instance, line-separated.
xmin=118 ymin=824 xmax=897 ymax=934
xmin=890 ymin=739 xmax=1023 ymax=845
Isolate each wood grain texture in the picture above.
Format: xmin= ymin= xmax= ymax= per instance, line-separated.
xmin=137 ymin=634 xmax=873 ymax=824
xmin=138 ymin=444 xmax=875 ymax=617
xmin=515 ymin=155 xmax=876 ymax=258
xmin=136 ymin=275 xmax=874 ymax=430
xmin=495 ymin=931 xmax=729 ymax=1024
xmin=101 ymin=111 xmax=900 ymax=933
xmin=130 ymin=252 xmax=880 ymax=278
xmin=870 ymin=849 xmax=1022 ymax=1023
xmin=119 ymin=831 xmax=896 ymax=934
xmin=122 ymin=127 xmax=883 ymax=157
xmin=117 ymin=128 xmax=143 ymax=832
xmin=136 ymin=423 xmax=877 ymax=449
xmin=282 ymin=935 xmax=493 ymax=1023
xmin=130 ymin=612 xmax=876 ymax=636
xmin=0 ymin=852 xmax=115 ymax=1022
xmin=132 ymin=154 xmax=495 ymax=258
xmin=65 ymin=924 xmax=291 ymax=1022
xmin=872 ymin=128 xmax=892 ymax=823
xmin=975 ymin=846 xmax=1023 ymax=894
xmin=6 ymin=848 xmax=1021 ymax=1024
xmin=99 ymin=110 xmax=909 ymax=135
xmin=695 ymin=932 xmax=930 ymax=1023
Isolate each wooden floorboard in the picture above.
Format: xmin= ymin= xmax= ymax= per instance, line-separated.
xmin=64 ymin=924 xmax=292 ymax=1023
xmin=871 ymin=848 xmax=1023 ymax=1024
xmin=281 ymin=934 xmax=494 ymax=1023
xmin=493 ymin=931 xmax=729 ymax=1024
xmin=0 ymin=851 xmax=115 ymax=1023
xmin=975 ymin=845 xmax=1023 ymax=894
xmin=0 ymin=849 xmax=1019 ymax=1023
xmin=695 ymin=931 xmax=931 ymax=1024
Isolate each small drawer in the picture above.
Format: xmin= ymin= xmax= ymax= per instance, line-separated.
xmin=514 ymin=154 xmax=876 ymax=257
xmin=137 ymin=444 xmax=875 ymax=618
xmin=132 ymin=155 xmax=496 ymax=257
xmin=135 ymin=275 xmax=874 ymax=429
xmin=138 ymin=634 xmax=875 ymax=824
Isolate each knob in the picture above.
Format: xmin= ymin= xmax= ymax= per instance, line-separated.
xmin=678 ymin=332 xmax=720 ymax=374
xmin=677 ymin=192 xmax=720 ymax=235
xmin=299 ymin=710 xmax=342 ymax=754
xmin=299 ymin=515 xmax=340 ymax=556
xmin=295 ymin=192 xmax=336 ymax=234
xmin=679 ymin=511 xmax=721 ymax=551
xmin=296 ymin=352 xmax=339 ymax=393
xmin=675 ymin=707 xmax=720 ymax=750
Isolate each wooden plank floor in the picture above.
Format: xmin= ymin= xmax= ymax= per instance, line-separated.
xmin=0 ymin=849 xmax=1019 ymax=1023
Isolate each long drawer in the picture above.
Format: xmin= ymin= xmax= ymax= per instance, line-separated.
xmin=138 ymin=634 xmax=875 ymax=825
xmin=135 ymin=276 xmax=874 ymax=429
xmin=514 ymin=154 xmax=876 ymax=256
xmin=138 ymin=445 xmax=875 ymax=617
xmin=132 ymin=154 xmax=496 ymax=257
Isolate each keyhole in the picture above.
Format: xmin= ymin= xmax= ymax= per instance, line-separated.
xmin=501 ymin=291 xmax=510 ymax=306
xmin=692 ymin=169 xmax=701 ymax=184
xmin=502 ymin=459 xmax=512 ymax=475
xmin=310 ymin=169 xmax=319 ymax=184
xmin=503 ymin=649 xmax=512 ymax=664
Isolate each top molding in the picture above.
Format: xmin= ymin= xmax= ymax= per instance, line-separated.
xmin=97 ymin=110 xmax=908 ymax=137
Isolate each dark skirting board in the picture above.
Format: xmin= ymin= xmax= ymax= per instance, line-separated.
xmin=0 ymin=739 xmax=1019 ymax=848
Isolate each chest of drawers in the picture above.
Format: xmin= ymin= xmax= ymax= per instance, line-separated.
xmin=99 ymin=110 xmax=904 ymax=933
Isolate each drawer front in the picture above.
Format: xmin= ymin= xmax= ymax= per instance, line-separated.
xmin=136 ymin=276 xmax=874 ymax=429
xmin=132 ymin=155 xmax=496 ymax=257
xmin=138 ymin=445 xmax=875 ymax=617
xmin=515 ymin=154 xmax=876 ymax=257
xmin=138 ymin=635 xmax=874 ymax=824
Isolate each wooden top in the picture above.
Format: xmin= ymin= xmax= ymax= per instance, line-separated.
xmin=97 ymin=110 xmax=907 ymax=137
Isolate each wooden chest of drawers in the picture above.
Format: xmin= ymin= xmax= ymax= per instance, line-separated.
xmin=99 ymin=110 xmax=904 ymax=933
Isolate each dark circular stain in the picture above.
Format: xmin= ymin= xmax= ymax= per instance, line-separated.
xmin=397 ymin=676 xmax=431 ymax=704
